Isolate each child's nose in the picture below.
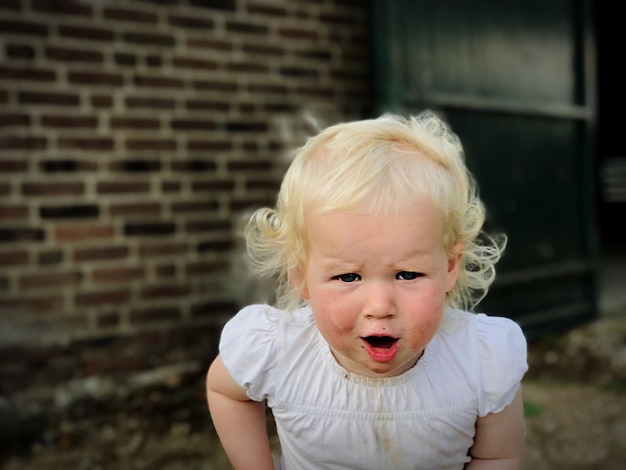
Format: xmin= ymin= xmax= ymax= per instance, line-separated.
xmin=363 ymin=281 xmax=396 ymax=319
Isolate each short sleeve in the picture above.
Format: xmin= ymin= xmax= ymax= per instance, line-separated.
xmin=475 ymin=314 xmax=528 ymax=417
xmin=219 ymin=304 xmax=279 ymax=402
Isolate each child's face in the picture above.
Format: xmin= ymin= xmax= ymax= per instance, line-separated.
xmin=296 ymin=199 xmax=461 ymax=378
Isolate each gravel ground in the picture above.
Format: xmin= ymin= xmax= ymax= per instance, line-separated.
xmin=2 ymin=312 xmax=625 ymax=470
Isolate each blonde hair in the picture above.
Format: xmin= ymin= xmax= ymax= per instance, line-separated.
xmin=245 ymin=110 xmax=506 ymax=311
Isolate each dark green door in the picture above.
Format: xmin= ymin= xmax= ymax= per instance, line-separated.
xmin=371 ymin=0 xmax=598 ymax=338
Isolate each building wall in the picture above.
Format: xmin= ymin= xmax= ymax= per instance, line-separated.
xmin=0 ymin=0 xmax=370 ymax=424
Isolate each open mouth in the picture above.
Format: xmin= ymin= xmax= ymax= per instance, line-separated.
xmin=363 ymin=336 xmax=398 ymax=348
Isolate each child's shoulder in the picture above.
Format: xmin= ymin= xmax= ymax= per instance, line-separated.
xmin=438 ymin=308 xmax=527 ymax=362
xmin=443 ymin=308 xmax=524 ymax=338
xmin=223 ymin=304 xmax=314 ymax=340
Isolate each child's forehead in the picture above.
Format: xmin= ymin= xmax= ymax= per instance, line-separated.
xmin=303 ymin=196 xmax=445 ymax=222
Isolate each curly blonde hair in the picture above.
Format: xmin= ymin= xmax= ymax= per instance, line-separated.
xmin=244 ymin=110 xmax=506 ymax=312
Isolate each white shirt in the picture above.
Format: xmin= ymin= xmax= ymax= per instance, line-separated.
xmin=219 ymin=305 xmax=528 ymax=470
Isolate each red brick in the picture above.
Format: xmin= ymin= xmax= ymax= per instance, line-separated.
xmin=22 ymin=182 xmax=84 ymax=196
xmin=0 ymin=227 xmax=44 ymax=243
xmin=138 ymin=242 xmax=187 ymax=258
xmin=59 ymin=24 xmax=113 ymax=42
xmin=73 ymin=245 xmax=129 ymax=262
xmin=155 ymin=264 xmax=176 ymax=278
xmin=75 ymin=289 xmax=130 ymax=307
xmin=185 ymin=219 xmax=232 ymax=233
xmin=248 ymin=82 xmax=288 ymax=94
xmin=226 ymin=159 xmax=272 ymax=171
xmin=124 ymin=32 xmax=175 ymax=47
xmin=115 ymin=52 xmax=137 ymax=66
xmin=185 ymin=99 xmax=229 ymax=111
xmin=41 ymin=115 xmax=98 ymax=128
xmin=171 ymin=159 xmax=217 ymax=172
xmin=97 ymin=311 xmax=120 ymax=328
xmin=109 ymin=159 xmax=161 ymax=172
xmin=104 ymin=7 xmax=157 ymax=23
xmin=40 ymin=159 xmax=97 ymax=173
xmin=0 ymin=249 xmax=28 ymax=267
xmin=125 ymin=139 xmax=176 ymax=151
xmin=297 ymin=85 xmax=335 ymax=98
xmin=191 ymin=179 xmax=236 ymax=192
xmin=0 ymin=65 xmax=55 ymax=82
xmin=145 ymin=55 xmax=162 ymax=67
xmin=0 ymin=19 xmax=48 ymax=37
xmin=134 ymin=75 xmax=184 ymax=89
xmin=247 ymin=2 xmax=288 ymax=17
xmin=0 ymin=295 xmax=63 ymax=314
xmin=171 ymin=57 xmax=217 ymax=71
xmin=226 ymin=62 xmax=268 ymax=74
xmin=0 ymin=136 xmax=46 ymax=150
xmin=97 ymin=181 xmax=150 ymax=194
xmin=0 ymin=160 xmax=28 ymax=172
xmin=170 ymin=119 xmax=216 ymax=131
xmin=190 ymin=300 xmax=238 ymax=318
xmin=170 ymin=201 xmax=218 ymax=213
xmin=197 ymin=239 xmax=234 ymax=252
xmin=246 ymin=178 xmax=280 ymax=190
xmin=140 ymin=284 xmax=190 ymax=299
xmin=38 ymin=249 xmax=63 ymax=265
xmin=320 ymin=12 xmax=356 ymax=25
xmin=169 ymin=14 xmax=215 ymax=30
xmin=242 ymin=43 xmax=285 ymax=56
xmin=109 ymin=202 xmax=161 ymax=216
xmin=186 ymin=38 xmax=231 ymax=51
xmin=229 ymin=196 xmax=272 ymax=211
xmin=0 ymin=113 xmax=30 ymax=127
xmin=18 ymin=91 xmax=79 ymax=106
xmin=91 ymin=95 xmax=113 ymax=108
xmin=58 ymin=137 xmax=114 ymax=151
xmin=68 ymin=71 xmax=123 ymax=86
xmin=187 ymin=140 xmax=232 ymax=152
xmin=130 ymin=307 xmax=180 ymax=324
xmin=225 ymin=20 xmax=268 ymax=35
xmin=32 ymin=0 xmax=92 ymax=16
xmin=126 ymin=96 xmax=175 ymax=109
xmin=278 ymin=27 xmax=318 ymax=40
xmin=7 ymin=43 xmax=36 ymax=59
xmin=45 ymin=46 xmax=103 ymax=63
xmin=55 ymin=224 xmax=115 ymax=241
xmin=110 ymin=117 xmax=160 ymax=129
xmin=161 ymin=181 xmax=181 ymax=193
xmin=186 ymin=260 xmax=228 ymax=276
xmin=193 ymin=80 xmax=237 ymax=92
xmin=20 ymin=271 xmax=82 ymax=290
xmin=92 ymin=266 xmax=145 ymax=283
xmin=0 ymin=204 xmax=29 ymax=221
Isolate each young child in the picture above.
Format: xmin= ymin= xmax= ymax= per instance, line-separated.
xmin=206 ymin=111 xmax=528 ymax=469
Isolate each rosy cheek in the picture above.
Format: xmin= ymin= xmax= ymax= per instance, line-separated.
xmin=316 ymin=296 xmax=354 ymax=332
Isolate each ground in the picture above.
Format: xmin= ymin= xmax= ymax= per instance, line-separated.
xmin=2 ymin=313 xmax=625 ymax=470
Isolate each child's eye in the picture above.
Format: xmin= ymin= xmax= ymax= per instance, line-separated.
xmin=396 ymin=271 xmax=421 ymax=280
xmin=333 ymin=273 xmax=361 ymax=283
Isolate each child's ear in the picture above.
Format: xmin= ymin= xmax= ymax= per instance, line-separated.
xmin=290 ymin=268 xmax=310 ymax=299
xmin=445 ymin=242 xmax=464 ymax=292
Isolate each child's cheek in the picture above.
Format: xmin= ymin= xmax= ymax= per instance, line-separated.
xmin=315 ymin=295 xmax=356 ymax=333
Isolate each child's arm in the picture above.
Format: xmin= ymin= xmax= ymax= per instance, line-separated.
xmin=206 ymin=355 xmax=275 ymax=470
xmin=466 ymin=390 xmax=526 ymax=469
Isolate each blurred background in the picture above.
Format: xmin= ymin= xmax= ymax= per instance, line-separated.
xmin=0 ymin=0 xmax=624 ymax=469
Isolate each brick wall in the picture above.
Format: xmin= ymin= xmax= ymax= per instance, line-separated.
xmin=0 ymin=0 xmax=371 ymax=432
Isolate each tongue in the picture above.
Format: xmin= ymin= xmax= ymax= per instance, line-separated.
xmin=362 ymin=338 xmax=398 ymax=362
